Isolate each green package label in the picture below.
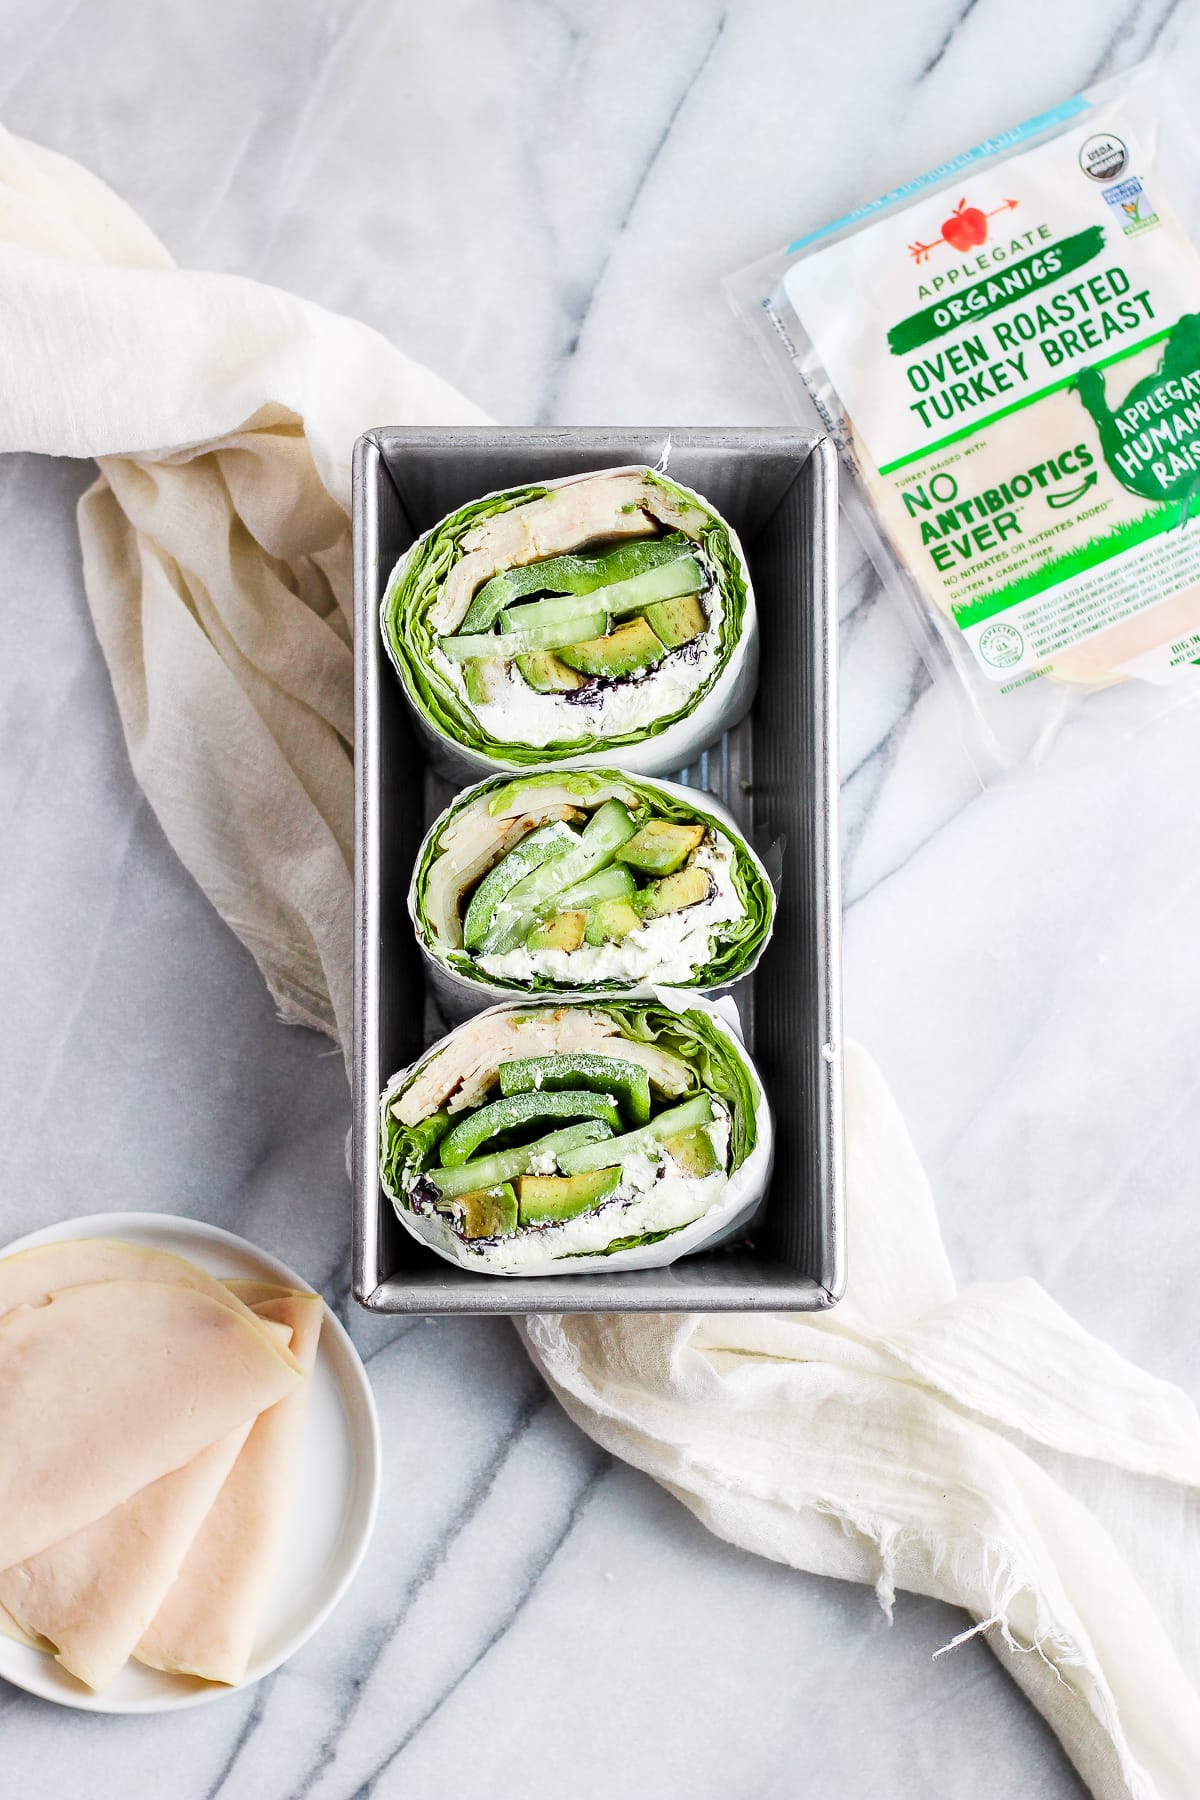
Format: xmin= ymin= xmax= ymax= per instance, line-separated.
xmin=1074 ymin=312 xmax=1200 ymax=502
xmin=781 ymin=81 xmax=1200 ymax=691
xmin=887 ymin=227 xmax=1106 ymax=355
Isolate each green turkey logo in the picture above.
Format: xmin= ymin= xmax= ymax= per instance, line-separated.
xmin=1073 ymin=314 xmax=1200 ymax=508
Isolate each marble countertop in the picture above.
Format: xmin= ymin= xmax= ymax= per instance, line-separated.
xmin=2 ymin=1 xmax=1197 ymax=1794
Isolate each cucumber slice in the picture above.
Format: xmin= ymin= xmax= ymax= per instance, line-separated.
xmin=591 ymin=557 xmax=703 ymax=618
xmin=553 ymin=863 xmax=636 ymax=911
xmin=505 ymin=559 xmax=702 ymax=634
xmin=502 ymin=592 xmax=615 ymax=634
xmin=438 ymin=1182 xmax=518 ymax=1239
xmin=479 ymin=799 xmax=639 ymax=954
xmin=439 ymin=605 xmax=606 ymax=663
xmin=458 ymin=535 xmax=694 ymax=634
xmin=426 ymin=1119 xmax=612 ymax=1201
xmin=437 ymin=1089 xmax=623 ymax=1167
xmin=516 ymin=1168 xmax=621 ymax=1225
xmin=462 ymin=820 xmax=578 ymax=952
xmin=556 ymin=1095 xmax=715 ymax=1177
xmin=499 ymin=1052 xmax=652 ymax=1127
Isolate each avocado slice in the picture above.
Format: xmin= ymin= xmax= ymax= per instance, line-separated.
xmin=616 ymin=820 xmax=706 ymax=877
xmin=516 ymin=1168 xmax=621 ymax=1225
xmin=663 ymin=1126 xmax=721 ymax=1178
xmin=462 ymin=819 xmax=578 ymax=952
xmin=553 ymin=863 xmax=637 ymax=911
xmin=516 ymin=650 xmax=585 ymax=693
xmin=437 ymin=1088 xmax=622 ymax=1168
xmin=644 ymin=592 xmax=708 ymax=649
xmin=639 ymin=862 xmax=712 ymax=918
xmin=440 ymin=1182 xmax=518 ymax=1239
xmin=585 ymin=898 xmax=642 ymax=946
xmin=525 ymin=910 xmax=586 ymax=953
xmin=556 ymin=617 xmax=664 ymax=678
xmin=427 ymin=1119 xmax=612 ymax=1201
xmin=498 ymin=1052 xmax=652 ymax=1127
xmin=461 ymin=658 xmax=506 ymax=706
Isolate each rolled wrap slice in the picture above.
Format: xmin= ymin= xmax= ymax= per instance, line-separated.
xmin=380 ymin=466 xmax=758 ymax=780
xmin=378 ymin=993 xmax=772 ymax=1275
xmin=410 ymin=767 xmax=776 ymax=1013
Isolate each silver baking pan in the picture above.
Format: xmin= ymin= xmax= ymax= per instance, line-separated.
xmin=352 ymin=428 xmax=844 ymax=1314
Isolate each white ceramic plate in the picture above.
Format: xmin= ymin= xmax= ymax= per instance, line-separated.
xmin=0 ymin=1211 xmax=381 ymax=1713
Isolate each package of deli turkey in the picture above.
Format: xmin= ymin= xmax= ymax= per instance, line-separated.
xmin=729 ymin=59 xmax=1200 ymax=772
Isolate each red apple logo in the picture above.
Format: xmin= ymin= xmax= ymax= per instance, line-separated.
xmin=908 ymin=198 xmax=1018 ymax=264
xmin=941 ymin=198 xmax=988 ymax=253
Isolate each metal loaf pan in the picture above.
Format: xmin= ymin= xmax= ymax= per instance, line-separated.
xmin=352 ymin=428 xmax=844 ymax=1314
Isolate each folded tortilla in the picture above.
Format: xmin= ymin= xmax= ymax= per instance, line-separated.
xmin=380 ymin=992 xmax=773 ymax=1275
xmin=136 ymin=1286 xmax=323 ymax=1685
xmin=381 ymin=466 xmax=758 ymax=781
xmin=0 ymin=1280 xmax=301 ymax=1570
xmin=410 ymin=767 xmax=775 ymax=1011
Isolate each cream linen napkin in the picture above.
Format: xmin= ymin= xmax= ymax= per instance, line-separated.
xmin=3 ymin=130 xmax=1199 ymax=1799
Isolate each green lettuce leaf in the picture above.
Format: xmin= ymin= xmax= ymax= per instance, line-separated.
xmin=380 ymin=471 xmax=750 ymax=764
xmin=381 ymin=1106 xmax=450 ymax=1202
xmin=602 ymin=998 xmax=761 ymax=1172
xmin=413 ymin=768 xmax=774 ymax=994
xmin=379 ymin=998 xmax=761 ymax=1217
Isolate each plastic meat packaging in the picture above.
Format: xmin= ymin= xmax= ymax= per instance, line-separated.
xmin=730 ymin=59 xmax=1200 ymax=773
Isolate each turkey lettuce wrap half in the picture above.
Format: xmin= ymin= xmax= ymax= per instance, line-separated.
xmin=410 ymin=767 xmax=775 ymax=1012
xmin=380 ymin=466 xmax=757 ymax=781
xmin=379 ymin=993 xmax=772 ymax=1275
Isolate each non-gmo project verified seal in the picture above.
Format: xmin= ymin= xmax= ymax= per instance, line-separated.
xmin=1103 ymin=177 xmax=1159 ymax=236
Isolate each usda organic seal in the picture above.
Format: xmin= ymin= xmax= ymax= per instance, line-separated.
xmin=1079 ymin=133 xmax=1128 ymax=182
